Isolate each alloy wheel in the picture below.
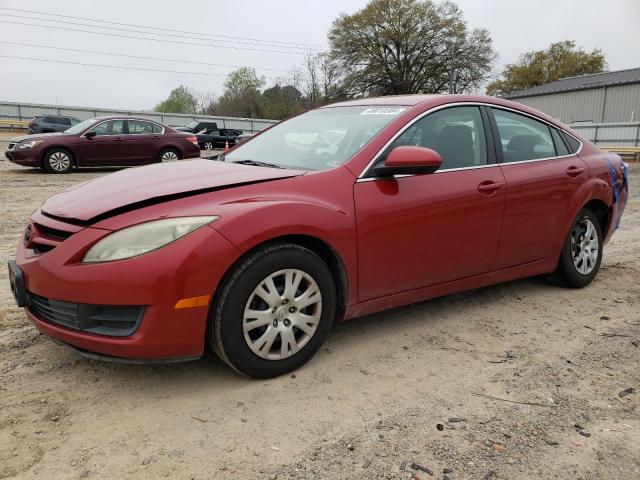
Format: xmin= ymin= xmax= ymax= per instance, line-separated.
xmin=204 ymin=142 xmax=214 ymax=150
xmin=242 ymin=269 xmax=322 ymax=360
xmin=161 ymin=151 xmax=179 ymax=162
xmin=49 ymin=151 xmax=70 ymax=172
xmin=571 ymin=217 xmax=599 ymax=275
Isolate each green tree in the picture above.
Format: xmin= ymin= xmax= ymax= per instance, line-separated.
xmin=154 ymin=85 xmax=198 ymax=114
xmin=217 ymin=67 xmax=266 ymax=118
xmin=262 ymin=84 xmax=304 ymax=120
xmin=327 ymin=0 xmax=494 ymax=96
xmin=486 ymin=40 xmax=606 ymax=96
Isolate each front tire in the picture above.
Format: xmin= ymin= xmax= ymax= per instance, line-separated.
xmin=547 ymin=208 xmax=603 ymax=288
xmin=210 ymin=242 xmax=337 ymax=378
xmin=43 ymin=148 xmax=73 ymax=173
xmin=203 ymin=141 xmax=214 ymax=150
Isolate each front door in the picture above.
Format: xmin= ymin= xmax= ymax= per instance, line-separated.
xmin=76 ymin=120 xmax=128 ymax=166
xmin=488 ymin=107 xmax=589 ymax=269
xmin=354 ymin=105 xmax=506 ymax=302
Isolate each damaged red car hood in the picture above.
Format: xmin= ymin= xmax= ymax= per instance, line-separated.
xmin=41 ymin=159 xmax=304 ymax=222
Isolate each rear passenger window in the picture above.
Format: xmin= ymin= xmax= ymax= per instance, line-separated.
xmin=388 ymin=106 xmax=488 ymax=170
xmin=127 ymin=120 xmax=154 ymax=134
xmin=152 ymin=123 xmax=163 ymax=134
xmin=550 ymin=128 xmax=570 ymax=156
xmin=563 ymin=133 xmax=581 ymax=153
xmin=492 ymin=109 xmax=555 ymax=162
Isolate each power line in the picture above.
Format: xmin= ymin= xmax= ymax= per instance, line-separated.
xmin=0 ymin=6 xmax=325 ymax=49
xmin=0 ymin=19 xmax=313 ymax=55
xmin=0 ymin=13 xmax=316 ymax=51
xmin=0 ymin=55 xmax=293 ymax=80
xmin=0 ymin=41 xmax=292 ymax=73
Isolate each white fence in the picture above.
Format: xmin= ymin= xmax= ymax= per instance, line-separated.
xmin=0 ymin=101 xmax=278 ymax=132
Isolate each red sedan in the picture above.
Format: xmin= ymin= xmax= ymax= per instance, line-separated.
xmin=8 ymin=95 xmax=629 ymax=378
xmin=4 ymin=116 xmax=201 ymax=172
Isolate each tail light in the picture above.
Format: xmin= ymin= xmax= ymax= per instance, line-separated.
xmin=186 ymin=136 xmax=198 ymax=146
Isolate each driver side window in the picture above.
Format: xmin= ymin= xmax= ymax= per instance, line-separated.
xmin=88 ymin=122 xmax=109 ymax=136
xmin=385 ymin=106 xmax=488 ymax=170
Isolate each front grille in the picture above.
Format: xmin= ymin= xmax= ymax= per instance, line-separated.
xmin=34 ymin=223 xmax=73 ymax=241
xmin=7 ymin=142 xmax=17 ymax=150
xmin=27 ymin=292 xmax=145 ymax=337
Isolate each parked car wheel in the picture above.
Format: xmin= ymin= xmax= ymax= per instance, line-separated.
xmin=210 ymin=242 xmax=337 ymax=378
xmin=43 ymin=148 xmax=73 ymax=174
xmin=158 ymin=148 xmax=181 ymax=163
xmin=547 ymin=208 xmax=603 ymax=288
xmin=203 ymin=141 xmax=214 ymax=150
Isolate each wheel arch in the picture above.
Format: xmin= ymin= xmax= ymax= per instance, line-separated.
xmin=582 ymin=198 xmax=611 ymax=237
xmin=211 ymin=234 xmax=349 ymax=326
xmin=40 ymin=145 xmax=76 ymax=168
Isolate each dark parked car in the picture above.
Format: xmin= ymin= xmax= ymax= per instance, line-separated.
xmin=196 ymin=129 xmax=241 ymax=150
xmin=28 ymin=115 xmax=81 ymax=134
xmin=5 ymin=116 xmax=201 ymax=173
xmin=175 ymin=121 xmax=218 ymax=133
xmin=235 ymin=133 xmax=255 ymax=145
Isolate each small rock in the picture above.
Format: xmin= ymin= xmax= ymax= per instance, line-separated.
xmin=543 ymin=437 xmax=558 ymax=446
xmin=483 ymin=471 xmax=496 ymax=480
xmin=597 ymin=450 xmax=604 ymax=461
xmin=410 ymin=463 xmax=433 ymax=475
xmin=618 ymin=387 xmax=635 ymax=398
xmin=574 ymin=423 xmax=584 ymax=430
xmin=362 ymin=459 xmax=372 ymax=468
xmin=447 ymin=417 xmax=466 ymax=423
xmin=347 ymin=444 xmax=354 ymax=451
xmin=600 ymin=316 xmax=610 ymax=320
xmin=443 ymin=476 xmax=450 ymax=480
xmin=360 ymin=369 xmax=370 ymax=375
xmin=89 ymin=376 xmax=99 ymax=383
xmin=578 ymin=430 xmax=591 ymax=437
xmin=443 ymin=468 xmax=453 ymax=474
xmin=71 ymin=460 xmax=77 ymax=466
xmin=436 ymin=423 xmax=444 ymax=431
xmin=400 ymin=461 xmax=407 ymax=471
xmin=494 ymin=443 xmax=507 ymax=453
xmin=290 ymin=374 xmax=296 ymax=379
xmin=403 ymin=346 xmax=409 ymax=350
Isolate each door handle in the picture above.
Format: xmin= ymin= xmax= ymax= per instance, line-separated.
xmin=477 ymin=181 xmax=503 ymax=194
xmin=113 ymin=137 xmax=124 ymax=142
xmin=566 ymin=166 xmax=585 ymax=177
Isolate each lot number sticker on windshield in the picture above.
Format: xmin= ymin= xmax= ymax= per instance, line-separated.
xmin=360 ymin=107 xmax=406 ymax=115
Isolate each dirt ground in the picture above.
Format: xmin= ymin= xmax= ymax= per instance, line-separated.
xmin=0 ymin=137 xmax=638 ymax=479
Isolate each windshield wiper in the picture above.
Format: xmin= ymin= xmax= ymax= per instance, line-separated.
xmin=230 ymin=159 xmax=284 ymax=169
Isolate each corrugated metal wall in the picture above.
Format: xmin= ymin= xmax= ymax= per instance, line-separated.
xmin=0 ymin=101 xmax=278 ymax=132
xmin=511 ymin=83 xmax=640 ymax=124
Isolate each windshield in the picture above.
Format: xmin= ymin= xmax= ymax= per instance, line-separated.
xmin=225 ymin=105 xmax=406 ymax=170
xmin=186 ymin=121 xmax=198 ymax=129
xmin=64 ymin=118 xmax=98 ymax=134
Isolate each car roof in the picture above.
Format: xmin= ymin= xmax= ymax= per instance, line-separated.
xmin=324 ymin=94 xmax=440 ymax=107
xmin=91 ymin=115 xmax=164 ymax=123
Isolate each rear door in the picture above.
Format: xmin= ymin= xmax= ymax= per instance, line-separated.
xmin=354 ymin=105 xmax=506 ymax=301
xmin=488 ymin=107 xmax=589 ymax=269
xmin=125 ymin=120 xmax=161 ymax=164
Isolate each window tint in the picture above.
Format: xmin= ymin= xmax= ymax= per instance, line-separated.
xmin=58 ymin=117 xmax=71 ymax=126
xmin=110 ymin=120 xmax=125 ymax=135
xmin=152 ymin=123 xmax=163 ymax=133
xmin=388 ymin=106 xmax=487 ymax=170
xmin=207 ymin=130 xmax=220 ymax=136
xmin=550 ymin=128 xmax=570 ymax=156
xmin=492 ymin=109 xmax=555 ymax=162
xmin=563 ymin=132 xmax=581 ymax=153
xmin=128 ymin=120 xmax=155 ymax=134
xmin=44 ymin=117 xmax=58 ymax=124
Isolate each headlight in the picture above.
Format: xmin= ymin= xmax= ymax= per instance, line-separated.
xmin=82 ymin=216 xmax=218 ymax=263
xmin=18 ymin=140 xmax=44 ymax=149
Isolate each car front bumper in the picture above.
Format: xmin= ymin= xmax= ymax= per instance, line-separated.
xmin=13 ymin=218 xmax=239 ymax=361
xmin=5 ymin=147 xmax=40 ymax=166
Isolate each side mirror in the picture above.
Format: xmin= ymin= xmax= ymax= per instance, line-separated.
xmin=374 ymin=145 xmax=443 ymax=177
xmin=85 ymin=130 xmax=97 ymax=139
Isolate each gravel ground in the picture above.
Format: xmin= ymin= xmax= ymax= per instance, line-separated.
xmin=0 ymin=146 xmax=638 ymax=480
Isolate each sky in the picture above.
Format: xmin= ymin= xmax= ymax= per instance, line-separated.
xmin=0 ymin=0 xmax=638 ymax=111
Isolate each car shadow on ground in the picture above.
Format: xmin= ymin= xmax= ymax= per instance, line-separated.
xmin=44 ymin=275 xmax=551 ymax=387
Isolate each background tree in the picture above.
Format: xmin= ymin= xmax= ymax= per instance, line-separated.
xmin=327 ymin=0 xmax=494 ymax=96
xmin=217 ymin=67 xmax=266 ymax=118
xmin=262 ymin=84 xmax=304 ymax=120
xmin=486 ymin=40 xmax=606 ymax=96
xmin=154 ymin=85 xmax=199 ymax=114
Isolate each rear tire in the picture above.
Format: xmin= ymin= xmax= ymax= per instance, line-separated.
xmin=209 ymin=242 xmax=336 ymax=378
xmin=547 ymin=208 xmax=603 ymax=288
xmin=43 ymin=148 xmax=73 ymax=174
xmin=158 ymin=148 xmax=181 ymax=163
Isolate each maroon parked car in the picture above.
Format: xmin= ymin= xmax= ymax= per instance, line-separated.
xmin=4 ymin=116 xmax=201 ymax=173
